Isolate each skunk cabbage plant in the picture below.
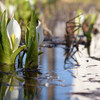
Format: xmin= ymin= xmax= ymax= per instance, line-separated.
xmin=0 ymin=11 xmax=26 ymax=65
xmin=25 ymin=10 xmax=44 ymax=68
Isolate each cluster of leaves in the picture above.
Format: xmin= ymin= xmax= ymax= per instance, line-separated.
xmin=76 ymin=9 xmax=97 ymax=55
xmin=0 ymin=9 xmax=44 ymax=69
xmin=82 ymin=14 xmax=97 ymax=41
xmin=25 ymin=10 xmax=38 ymax=68
xmin=0 ymin=0 xmax=45 ymax=69
xmin=0 ymin=11 xmax=25 ymax=64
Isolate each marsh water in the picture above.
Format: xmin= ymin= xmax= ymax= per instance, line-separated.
xmin=1 ymin=40 xmax=100 ymax=100
xmin=0 ymin=45 xmax=74 ymax=100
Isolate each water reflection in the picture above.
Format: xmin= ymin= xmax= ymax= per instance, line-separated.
xmin=0 ymin=65 xmax=18 ymax=100
xmin=40 ymin=47 xmax=73 ymax=100
xmin=0 ymin=64 xmax=42 ymax=100
xmin=0 ymin=46 xmax=74 ymax=100
xmin=23 ymin=72 xmax=41 ymax=100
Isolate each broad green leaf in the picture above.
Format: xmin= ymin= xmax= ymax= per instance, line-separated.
xmin=11 ymin=45 xmax=26 ymax=64
xmin=25 ymin=10 xmax=38 ymax=68
xmin=0 ymin=11 xmax=12 ymax=64
xmin=28 ymin=10 xmax=36 ymax=47
xmin=25 ymin=37 xmax=38 ymax=68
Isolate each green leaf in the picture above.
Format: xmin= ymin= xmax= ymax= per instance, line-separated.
xmin=25 ymin=26 xmax=30 ymax=47
xmin=0 ymin=11 xmax=12 ymax=64
xmin=38 ymin=51 xmax=43 ymax=55
xmin=25 ymin=37 xmax=38 ymax=68
xmin=87 ymin=14 xmax=97 ymax=40
xmin=90 ymin=14 xmax=97 ymax=24
xmin=11 ymin=45 xmax=26 ymax=64
xmin=6 ymin=18 xmax=11 ymax=25
xmin=84 ymin=14 xmax=90 ymax=23
xmin=33 ymin=0 xmax=37 ymax=5
xmin=25 ymin=10 xmax=38 ymax=68
xmin=28 ymin=10 xmax=36 ymax=47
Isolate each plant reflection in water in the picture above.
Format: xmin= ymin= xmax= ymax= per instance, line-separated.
xmin=0 ymin=64 xmax=41 ymax=100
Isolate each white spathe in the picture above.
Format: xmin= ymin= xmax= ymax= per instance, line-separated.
xmin=9 ymin=5 xmax=16 ymax=17
xmin=0 ymin=2 xmax=16 ymax=17
xmin=36 ymin=21 xmax=44 ymax=45
xmin=0 ymin=1 xmax=6 ymax=12
xmin=6 ymin=18 xmax=21 ymax=51
xmin=0 ymin=1 xmax=8 ymax=18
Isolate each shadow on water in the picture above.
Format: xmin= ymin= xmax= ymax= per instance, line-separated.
xmin=0 ymin=45 xmax=74 ymax=100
